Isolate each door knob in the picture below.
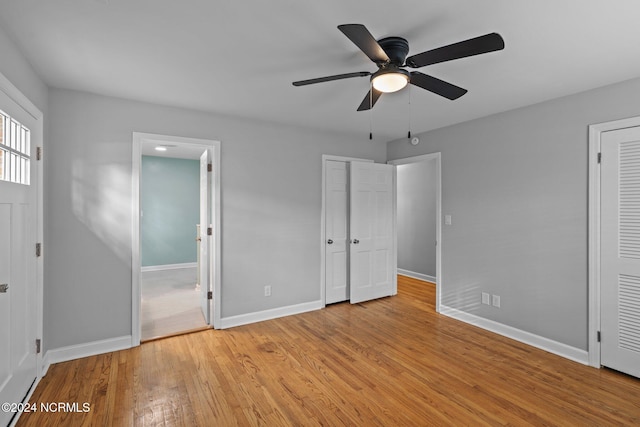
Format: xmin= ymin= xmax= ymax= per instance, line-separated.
xmin=352 ymin=239 xmax=360 ymax=244
xmin=327 ymin=239 xmax=333 ymax=245
xmin=0 ymin=284 xmax=8 ymax=293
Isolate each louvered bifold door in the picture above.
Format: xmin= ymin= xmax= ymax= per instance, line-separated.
xmin=601 ymin=126 xmax=640 ymax=378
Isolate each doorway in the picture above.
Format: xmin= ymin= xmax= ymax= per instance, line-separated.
xmin=388 ymin=153 xmax=442 ymax=312
xmin=132 ymin=133 xmax=221 ymax=345
xmin=140 ymin=153 xmax=203 ymax=340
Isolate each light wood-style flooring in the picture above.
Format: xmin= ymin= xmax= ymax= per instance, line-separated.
xmin=17 ymin=276 xmax=640 ymax=426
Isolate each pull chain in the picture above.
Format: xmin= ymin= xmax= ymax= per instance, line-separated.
xmin=407 ymin=84 xmax=412 ymax=140
xmin=369 ymin=82 xmax=373 ymax=140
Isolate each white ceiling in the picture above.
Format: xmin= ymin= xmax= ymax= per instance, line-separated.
xmin=2 ymin=0 xmax=640 ymax=142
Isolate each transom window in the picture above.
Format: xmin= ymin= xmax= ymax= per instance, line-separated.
xmin=0 ymin=109 xmax=30 ymax=185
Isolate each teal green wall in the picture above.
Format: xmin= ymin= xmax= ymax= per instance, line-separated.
xmin=141 ymin=155 xmax=199 ymax=267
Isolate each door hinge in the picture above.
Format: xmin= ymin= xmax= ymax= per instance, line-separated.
xmin=207 ymin=291 xmax=213 ymax=300
xmin=36 ymin=339 xmax=41 ymax=354
xmin=35 ymin=243 xmax=42 ymax=257
xmin=207 ymin=162 xmax=212 ymax=172
xmin=207 ymin=227 xmax=212 ymax=236
xmin=597 ymin=331 xmax=601 ymax=342
xmin=36 ymin=146 xmax=42 ymax=161
xmin=597 ymin=152 xmax=602 ymax=163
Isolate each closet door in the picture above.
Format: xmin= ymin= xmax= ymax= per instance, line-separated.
xmin=325 ymin=160 xmax=349 ymax=304
xmin=601 ymin=126 xmax=640 ymax=378
xmin=349 ymin=162 xmax=396 ymax=304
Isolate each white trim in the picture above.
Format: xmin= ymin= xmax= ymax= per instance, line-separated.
xmin=388 ymin=153 xmax=442 ymax=312
xmin=141 ymin=262 xmax=197 ymax=272
xmin=392 ymin=165 xmax=398 ymax=296
xmin=440 ymin=305 xmax=589 ymax=365
xmin=220 ymin=300 xmax=323 ymax=329
xmin=397 ymin=269 xmax=436 ymax=284
xmin=42 ymin=335 xmax=132 ymax=374
xmin=132 ymin=133 xmax=222 ymax=345
xmin=587 ymin=115 xmax=640 ymax=369
xmin=320 ymin=155 xmax=374 ymax=306
xmin=132 ymin=139 xmax=141 ymax=345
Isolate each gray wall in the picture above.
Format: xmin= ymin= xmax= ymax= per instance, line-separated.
xmin=141 ymin=156 xmax=199 ymax=267
xmin=0 ymin=24 xmax=48 ymax=113
xmin=45 ymin=88 xmax=386 ymax=351
xmin=397 ymin=160 xmax=437 ymax=277
xmin=388 ymin=76 xmax=640 ymax=351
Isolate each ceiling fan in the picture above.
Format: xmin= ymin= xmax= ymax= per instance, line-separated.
xmin=292 ymin=24 xmax=504 ymax=111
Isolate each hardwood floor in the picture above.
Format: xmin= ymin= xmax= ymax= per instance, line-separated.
xmin=17 ymin=276 xmax=640 ymax=426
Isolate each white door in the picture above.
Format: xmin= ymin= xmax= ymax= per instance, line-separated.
xmin=199 ymin=149 xmax=212 ymax=324
xmin=0 ymin=109 xmax=38 ymax=426
xmin=325 ymin=161 xmax=349 ymax=304
xmin=349 ymin=162 xmax=396 ymax=304
xmin=601 ymin=126 xmax=640 ymax=378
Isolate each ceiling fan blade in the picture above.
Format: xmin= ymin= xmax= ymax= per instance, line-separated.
xmin=338 ymin=24 xmax=390 ymax=64
xmin=292 ymin=71 xmax=371 ymax=86
xmin=357 ymin=88 xmax=383 ymax=111
xmin=409 ymin=72 xmax=467 ymax=100
xmin=406 ymin=33 xmax=504 ymax=68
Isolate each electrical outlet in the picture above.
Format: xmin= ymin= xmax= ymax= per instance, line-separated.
xmin=445 ymin=214 xmax=452 ymax=225
xmin=264 ymin=285 xmax=271 ymax=297
xmin=481 ymin=292 xmax=490 ymax=305
xmin=492 ymin=295 xmax=501 ymax=308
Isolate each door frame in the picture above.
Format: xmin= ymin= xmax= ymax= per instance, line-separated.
xmin=132 ymin=132 xmax=221 ymax=345
xmin=320 ymin=155 xmax=373 ymax=306
xmin=0 ymin=72 xmax=44 ymax=382
xmin=588 ymin=115 xmax=640 ymax=368
xmin=388 ymin=153 xmax=442 ymax=312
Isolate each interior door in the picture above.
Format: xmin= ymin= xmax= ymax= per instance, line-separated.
xmin=325 ymin=160 xmax=349 ymax=304
xmin=0 ymin=108 xmax=38 ymax=426
xmin=601 ymin=126 xmax=640 ymax=378
xmin=199 ymin=149 xmax=212 ymax=325
xmin=349 ymin=162 xmax=396 ymax=304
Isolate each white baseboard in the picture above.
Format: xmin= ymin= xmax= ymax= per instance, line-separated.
xmin=397 ymin=268 xmax=436 ymax=283
xmin=8 ymin=374 xmax=43 ymax=427
xmin=439 ymin=305 xmax=589 ymax=365
xmin=220 ymin=300 xmax=323 ymax=329
xmin=141 ymin=262 xmax=197 ymax=272
xmin=42 ymin=335 xmax=132 ymax=374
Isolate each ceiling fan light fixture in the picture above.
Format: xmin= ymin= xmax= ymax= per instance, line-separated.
xmin=371 ymin=68 xmax=410 ymax=93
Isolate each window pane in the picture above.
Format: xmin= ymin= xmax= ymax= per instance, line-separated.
xmin=24 ymin=127 xmax=29 ymax=156
xmin=0 ymin=113 xmax=31 ymax=185
xmin=10 ymin=119 xmax=16 ymax=150
xmin=0 ymin=114 xmax=4 ymax=146
xmin=10 ymin=152 xmax=16 ymax=182
xmin=24 ymin=156 xmax=30 ymax=185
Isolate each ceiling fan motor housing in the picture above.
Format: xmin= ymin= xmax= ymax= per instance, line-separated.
xmin=377 ymin=36 xmax=410 ymax=65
